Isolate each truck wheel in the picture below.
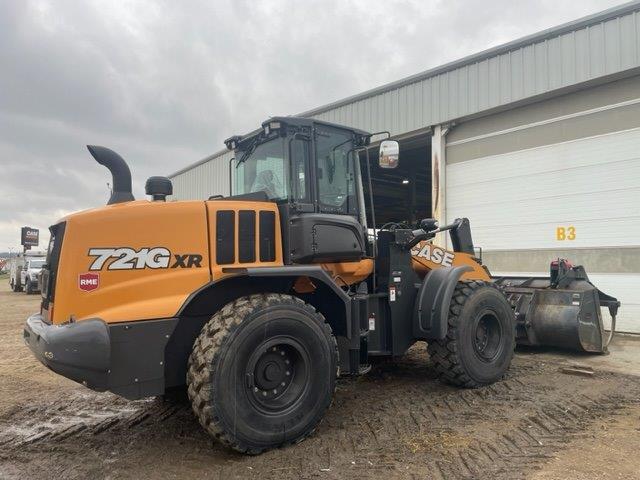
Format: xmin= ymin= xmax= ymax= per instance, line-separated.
xmin=187 ymin=293 xmax=338 ymax=454
xmin=427 ymin=280 xmax=515 ymax=388
xmin=25 ymin=280 xmax=33 ymax=294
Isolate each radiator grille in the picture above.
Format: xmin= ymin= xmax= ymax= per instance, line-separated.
xmin=216 ymin=210 xmax=235 ymax=264
xmin=215 ymin=209 xmax=276 ymax=264
xmin=259 ymin=211 xmax=276 ymax=262
xmin=238 ymin=210 xmax=256 ymax=263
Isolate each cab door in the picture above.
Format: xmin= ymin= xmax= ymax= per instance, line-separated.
xmin=286 ymin=125 xmax=367 ymax=264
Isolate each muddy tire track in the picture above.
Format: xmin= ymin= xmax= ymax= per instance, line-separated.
xmin=1 ymin=350 xmax=639 ymax=480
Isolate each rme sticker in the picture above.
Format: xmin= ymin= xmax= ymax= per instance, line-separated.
xmin=411 ymin=244 xmax=455 ymax=267
xmin=88 ymin=247 xmax=203 ymax=271
xmin=79 ymin=272 xmax=99 ymax=291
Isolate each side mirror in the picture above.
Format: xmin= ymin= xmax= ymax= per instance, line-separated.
xmin=378 ymin=140 xmax=399 ymax=169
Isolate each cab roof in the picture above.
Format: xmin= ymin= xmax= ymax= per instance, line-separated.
xmin=224 ymin=116 xmax=371 ymax=150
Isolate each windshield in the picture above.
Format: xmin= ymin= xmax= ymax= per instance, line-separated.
xmin=28 ymin=260 xmax=45 ymax=269
xmin=235 ymin=137 xmax=287 ymax=200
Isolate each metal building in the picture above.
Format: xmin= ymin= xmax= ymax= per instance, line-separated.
xmin=169 ymin=2 xmax=640 ymax=333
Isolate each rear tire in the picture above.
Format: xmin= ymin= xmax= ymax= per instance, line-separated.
xmin=187 ymin=293 xmax=338 ymax=454
xmin=427 ymin=280 xmax=515 ymax=388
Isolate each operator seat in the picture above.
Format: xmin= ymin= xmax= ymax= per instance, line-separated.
xmin=251 ymin=170 xmax=280 ymax=199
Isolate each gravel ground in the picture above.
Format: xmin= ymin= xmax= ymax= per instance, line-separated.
xmin=1 ymin=280 xmax=639 ymax=480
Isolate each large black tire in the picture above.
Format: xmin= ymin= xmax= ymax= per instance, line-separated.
xmin=187 ymin=293 xmax=338 ymax=454
xmin=427 ymin=280 xmax=515 ymax=388
xmin=25 ymin=279 xmax=33 ymax=295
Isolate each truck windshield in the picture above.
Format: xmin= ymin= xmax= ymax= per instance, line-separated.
xmin=29 ymin=260 xmax=45 ymax=269
xmin=235 ymin=137 xmax=288 ymax=201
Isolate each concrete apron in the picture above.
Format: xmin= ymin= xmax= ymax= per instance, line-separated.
xmin=518 ymin=334 xmax=640 ymax=377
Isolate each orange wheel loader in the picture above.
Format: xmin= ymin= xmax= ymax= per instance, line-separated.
xmin=24 ymin=116 xmax=618 ymax=454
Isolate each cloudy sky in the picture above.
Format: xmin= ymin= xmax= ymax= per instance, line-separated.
xmin=0 ymin=0 xmax=625 ymax=251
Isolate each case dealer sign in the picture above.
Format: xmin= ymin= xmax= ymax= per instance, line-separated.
xmin=78 ymin=272 xmax=100 ymax=292
xmin=21 ymin=227 xmax=39 ymax=248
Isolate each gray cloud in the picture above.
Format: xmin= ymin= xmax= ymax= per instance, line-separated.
xmin=0 ymin=0 xmax=623 ymax=250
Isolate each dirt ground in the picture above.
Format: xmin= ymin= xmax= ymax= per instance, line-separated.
xmin=1 ymin=279 xmax=639 ymax=480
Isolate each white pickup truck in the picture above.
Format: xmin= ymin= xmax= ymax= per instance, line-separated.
xmin=9 ymin=254 xmax=46 ymax=294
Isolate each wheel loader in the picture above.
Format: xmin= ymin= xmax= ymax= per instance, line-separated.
xmin=24 ymin=116 xmax=619 ymax=454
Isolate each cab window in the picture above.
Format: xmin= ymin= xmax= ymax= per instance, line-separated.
xmin=290 ymin=138 xmax=310 ymax=203
xmin=315 ymin=127 xmax=357 ymax=215
xmin=235 ymin=137 xmax=288 ymax=200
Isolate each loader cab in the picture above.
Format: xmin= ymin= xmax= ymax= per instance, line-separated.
xmin=226 ymin=117 xmax=371 ymax=264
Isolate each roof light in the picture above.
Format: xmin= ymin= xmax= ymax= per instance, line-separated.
xmin=264 ymin=121 xmax=281 ymax=136
xmin=224 ymin=136 xmax=242 ymax=150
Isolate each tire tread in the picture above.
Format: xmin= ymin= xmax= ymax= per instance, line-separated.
xmin=427 ymin=280 xmax=515 ymax=388
xmin=186 ymin=293 xmax=338 ymax=454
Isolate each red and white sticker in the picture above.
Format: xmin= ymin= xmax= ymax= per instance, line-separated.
xmin=78 ymin=272 xmax=99 ymax=292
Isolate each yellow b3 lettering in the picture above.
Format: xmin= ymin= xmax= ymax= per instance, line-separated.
xmin=556 ymin=226 xmax=576 ymax=241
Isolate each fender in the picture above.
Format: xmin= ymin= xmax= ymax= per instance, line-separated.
xmin=174 ymin=265 xmax=354 ymax=377
xmin=413 ymin=265 xmax=472 ymax=339
xmin=178 ymin=265 xmax=352 ymax=338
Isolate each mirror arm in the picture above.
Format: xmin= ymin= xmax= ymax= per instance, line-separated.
xmin=361 ymin=146 xmax=377 ymax=291
xmin=366 ymin=131 xmax=391 ymax=142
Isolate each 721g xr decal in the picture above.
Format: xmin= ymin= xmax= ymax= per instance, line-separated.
xmin=88 ymin=247 xmax=203 ymax=271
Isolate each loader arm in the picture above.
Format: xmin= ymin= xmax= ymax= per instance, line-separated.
xmin=407 ymin=217 xmax=490 ymax=281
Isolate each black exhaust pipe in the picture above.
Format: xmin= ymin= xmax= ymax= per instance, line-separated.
xmin=87 ymin=145 xmax=135 ymax=205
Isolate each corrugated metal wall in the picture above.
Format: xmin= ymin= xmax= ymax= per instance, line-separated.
xmin=171 ymin=3 xmax=640 ymax=200
xmin=309 ymin=7 xmax=640 ymax=135
xmin=171 ymin=150 xmax=233 ymax=200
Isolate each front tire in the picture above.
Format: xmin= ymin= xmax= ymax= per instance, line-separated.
xmin=25 ymin=279 xmax=33 ymax=294
xmin=427 ymin=280 xmax=515 ymax=388
xmin=187 ymin=294 xmax=338 ymax=454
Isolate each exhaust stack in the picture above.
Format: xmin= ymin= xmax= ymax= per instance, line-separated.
xmin=87 ymin=145 xmax=135 ymax=205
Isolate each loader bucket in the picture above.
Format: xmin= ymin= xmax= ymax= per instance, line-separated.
xmin=493 ymin=260 xmax=620 ymax=353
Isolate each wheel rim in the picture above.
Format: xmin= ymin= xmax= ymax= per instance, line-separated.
xmin=246 ymin=336 xmax=311 ymax=415
xmin=472 ymin=310 xmax=503 ymax=362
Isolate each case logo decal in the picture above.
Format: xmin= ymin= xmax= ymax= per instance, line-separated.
xmin=411 ymin=244 xmax=455 ymax=267
xmin=88 ymin=247 xmax=203 ymax=271
xmin=79 ymin=272 xmax=100 ymax=291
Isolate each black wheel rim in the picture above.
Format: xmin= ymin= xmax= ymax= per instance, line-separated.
xmin=245 ymin=336 xmax=311 ymax=415
xmin=472 ymin=310 xmax=503 ymax=362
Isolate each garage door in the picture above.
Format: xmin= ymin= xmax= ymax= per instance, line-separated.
xmin=446 ymin=127 xmax=640 ymax=333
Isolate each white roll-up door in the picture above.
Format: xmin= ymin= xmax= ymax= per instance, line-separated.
xmin=446 ymin=127 xmax=640 ymax=333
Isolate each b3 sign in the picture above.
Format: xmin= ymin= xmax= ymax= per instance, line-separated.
xmin=556 ymin=226 xmax=576 ymax=241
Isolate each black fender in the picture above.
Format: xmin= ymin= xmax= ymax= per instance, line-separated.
xmin=177 ymin=265 xmax=352 ymax=339
xmin=172 ymin=266 xmax=354 ymax=380
xmin=412 ymin=265 xmax=472 ymax=339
